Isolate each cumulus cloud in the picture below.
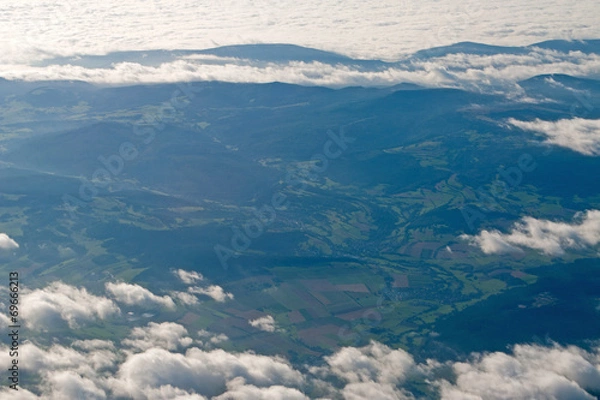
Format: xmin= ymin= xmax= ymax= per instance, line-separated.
xmin=105 ymin=282 xmax=176 ymax=309
xmin=46 ymin=371 xmax=107 ymax=400
xmin=22 ymin=282 xmax=120 ymax=330
xmin=3 ymin=333 xmax=600 ymax=399
xmin=213 ymin=377 xmax=309 ymax=400
xmin=461 ymin=210 xmax=600 ymax=256
xmin=110 ymin=347 xmax=304 ymax=399
xmin=171 ymin=291 xmax=200 ymax=306
xmin=249 ymin=315 xmax=278 ymax=333
xmin=197 ymin=330 xmax=229 ymax=347
xmin=122 ymin=322 xmax=193 ymax=352
xmin=324 ymin=341 xmax=419 ymax=384
xmin=0 ymin=233 xmax=19 ymax=250
xmin=188 ymin=285 xmax=234 ymax=302
xmin=438 ymin=343 xmax=600 ymax=399
xmin=509 ymin=118 xmax=600 ymax=155
xmin=173 ymin=269 xmax=204 ymax=285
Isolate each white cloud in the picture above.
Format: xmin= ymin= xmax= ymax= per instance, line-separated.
xmin=171 ymin=291 xmax=200 ymax=306
xmin=341 ymin=382 xmax=414 ymax=400
xmin=437 ymin=343 xmax=600 ymax=400
xmin=324 ymin=341 xmax=419 ymax=385
xmin=197 ymin=330 xmax=229 ymax=347
xmin=110 ymin=347 xmax=304 ymax=399
xmin=0 ymin=313 xmax=12 ymax=330
xmin=462 ymin=210 xmax=600 ymax=256
xmin=509 ymin=118 xmax=600 ymax=156
xmin=249 ymin=315 xmax=278 ymax=333
xmin=188 ymin=285 xmax=234 ymax=302
xmin=0 ymin=0 xmax=598 ymax=65
xmin=22 ymin=282 xmax=120 ymax=330
xmin=46 ymin=371 xmax=107 ymax=400
xmin=105 ymin=282 xmax=176 ymax=309
xmin=122 ymin=322 xmax=193 ymax=352
xmin=213 ymin=377 xmax=309 ymax=400
xmin=0 ymin=233 xmax=19 ymax=250
xmin=4 ymin=333 xmax=600 ymax=400
xmin=173 ymin=269 xmax=204 ymax=285
xmin=319 ymin=340 xmax=426 ymax=399
xmin=0 ymin=48 xmax=598 ymax=92
xmin=0 ymin=388 xmax=40 ymax=399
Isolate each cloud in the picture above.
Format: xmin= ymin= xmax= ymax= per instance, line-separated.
xmin=110 ymin=347 xmax=304 ymax=399
xmin=22 ymin=282 xmax=120 ymax=330
xmin=213 ymin=377 xmax=309 ymax=400
xmin=508 ymin=118 xmax=600 ymax=156
xmin=249 ymin=315 xmax=278 ymax=333
xmin=0 ymin=233 xmax=19 ymax=250
xmin=461 ymin=210 xmax=600 ymax=255
xmin=197 ymin=330 xmax=229 ymax=347
xmin=0 ymin=0 xmax=598 ymax=66
xmin=0 ymin=47 xmax=598 ymax=93
xmin=3 ymin=331 xmax=600 ymax=399
xmin=188 ymin=285 xmax=234 ymax=302
xmin=122 ymin=322 xmax=193 ymax=352
xmin=438 ymin=343 xmax=600 ymax=399
xmin=341 ymin=382 xmax=414 ymax=400
xmin=46 ymin=371 xmax=107 ymax=400
xmin=105 ymin=282 xmax=176 ymax=309
xmin=173 ymin=269 xmax=204 ymax=285
xmin=171 ymin=291 xmax=201 ymax=306
xmin=324 ymin=341 xmax=419 ymax=384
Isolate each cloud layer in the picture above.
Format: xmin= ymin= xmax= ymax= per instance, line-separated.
xmin=509 ymin=118 xmax=600 ymax=155
xmin=1 ymin=0 xmax=599 ymax=65
xmin=1 ymin=47 xmax=599 ymax=91
xmin=462 ymin=210 xmax=600 ymax=255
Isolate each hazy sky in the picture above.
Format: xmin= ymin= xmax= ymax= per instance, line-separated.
xmin=1 ymin=0 xmax=598 ymax=64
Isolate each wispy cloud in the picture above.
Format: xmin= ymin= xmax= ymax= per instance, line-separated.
xmin=1 ymin=48 xmax=598 ymax=92
xmin=509 ymin=118 xmax=600 ymax=155
xmin=462 ymin=210 xmax=600 ymax=255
